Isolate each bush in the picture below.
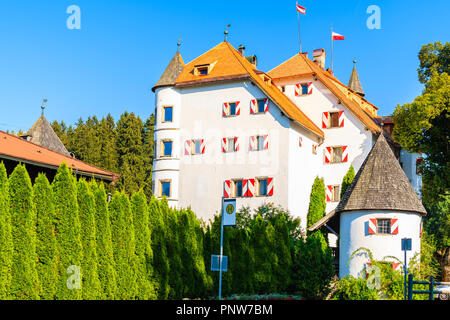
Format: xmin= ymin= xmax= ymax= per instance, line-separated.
xmin=332 ymin=276 xmax=379 ymax=300
xmin=0 ymin=162 xmax=13 ymax=299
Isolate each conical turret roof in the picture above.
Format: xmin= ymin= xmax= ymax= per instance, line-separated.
xmin=336 ymin=134 xmax=427 ymax=215
xmin=348 ymin=61 xmax=365 ymax=96
xmin=152 ymin=51 xmax=185 ymax=92
xmin=23 ymin=115 xmax=70 ymax=156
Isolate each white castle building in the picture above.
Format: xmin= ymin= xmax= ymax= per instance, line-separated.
xmin=151 ymin=40 xmax=425 ymax=276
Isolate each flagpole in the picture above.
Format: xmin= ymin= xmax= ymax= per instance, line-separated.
xmin=331 ymin=25 xmax=334 ymax=74
xmin=297 ymin=2 xmax=302 ymax=53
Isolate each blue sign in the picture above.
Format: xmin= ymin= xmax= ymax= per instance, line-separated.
xmin=211 ymin=255 xmax=227 ymax=272
xmin=402 ymin=238 xmax=412 ymax=251
xmin=222 ymin=198 xmax=236 ymax=226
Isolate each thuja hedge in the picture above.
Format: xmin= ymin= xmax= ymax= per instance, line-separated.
xmin=0 ymin=162 xmax=334 ymax=300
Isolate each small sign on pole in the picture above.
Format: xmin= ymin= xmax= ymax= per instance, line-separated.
xmin=402 ymin=238 xmax=412 ymax=300
xmin=211 ymin=255 xmax=228 ymax=272
xmin=222 ymin=198 xmax=236 ymax=226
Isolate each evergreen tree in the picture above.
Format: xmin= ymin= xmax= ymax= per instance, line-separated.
xmin=0 ymin=162 xmax=13 ymax=299
xmin=9 ymin=164 xmax=40 ymax=299
xmin=142 ymin=114 xmax=155 ymax=197
xmin=109 ymin=192 xmax=137 ymax=299
xmin=131 ymin=190 xmax=156 ymax=300
xmin=77 ymin=179 xmax=102 ymax=299
xmin=148 ymin=197 xmax=170 ymax=299
xmin=91 ymin=182 xmax=117 ymax=299
xmin=307 ymin=177 xmax=326 ymax=229
xmin=341 ymin=165 xmax=355 ymax=199
xmin=53 ymin=163 xmax=83 ymax=300
xmin=33 ymin=174 xmax=58 ymax=300
xmin=98 ymin=114 xmax=119 ymax=173
xmin=252 ymin=215 xmax=275 ymax=293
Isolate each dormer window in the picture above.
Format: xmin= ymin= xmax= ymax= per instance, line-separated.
xmin=194 ymin=63 xmax=212 ymax=76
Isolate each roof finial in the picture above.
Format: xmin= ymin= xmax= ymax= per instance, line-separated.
xmin=353 ymin=59 xmax=357 ymax=68
xmin=224 ymin=24 xmax=231 ymax=42
xmin=41 ymin=99 xmax=47 ymax=116
xmin=177 ymin=37 xmax=182 ymax=53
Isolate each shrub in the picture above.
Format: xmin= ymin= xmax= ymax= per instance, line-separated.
xmin=341 ymin=165 xmax=355 ymax=198
xmin=0 ymin=162 xmax=13 ymax=299
xmin=9 ymin=164 xmax=40 ymax=300
xmin=34 ymin=174 xmax=58 ymax=300
xmin=332 ymin=276 xmax=379 ymax=300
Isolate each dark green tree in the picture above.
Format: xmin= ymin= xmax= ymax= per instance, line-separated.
xmin=0 ymin=162 xmax=13 ymax=299
xmin=307 ymin=177 xmax=326 ymax=229
xmin=9 ymin=164 xmax=40 ymax=299
xmin=77 ymin=179 xmax=102 ymax=299
xmin=53 ymin=163 xmax=83 ymax=300
xmin=341 ymin=165 xmax=355 ymax=199
xmin=33 ymin=174 xmax=58 ymax=300
xmin=91 ymin=182 xmax=117 ymax=299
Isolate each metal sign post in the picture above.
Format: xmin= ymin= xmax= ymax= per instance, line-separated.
xmin=402 ymin=238 xmax=412 ymax=300
xmin=217 ymin=198 xmax=236 ymax=299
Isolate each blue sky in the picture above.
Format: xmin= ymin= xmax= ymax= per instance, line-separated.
xmin=0 ymin=0 xmax=448 ymax=132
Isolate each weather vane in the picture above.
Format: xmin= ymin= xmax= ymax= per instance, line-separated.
xmin=41 ymin=99 xmax=47 ymax=116
xmin=224 ymin=24 xmax=231 ymax=42
xmin=177 ymin=37 xmax=182 ymax=52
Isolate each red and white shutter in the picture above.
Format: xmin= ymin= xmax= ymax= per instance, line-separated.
xmin=299 ymin=137 xmax=303 ymax=148
xmin=307 ymin=82 xmax=313 ymax=94
xmin=392 ymin=263 xmax=401 ymax=271
xmin=322 ymin=112 xmax=329 ymax=129
xmin=235 ymin=101 xmax=241 ymax=116
xmin=249 ymin=136 xmax=257 ymax=151
xmin=242 ymin=179 xmax=249 ymax=197
xmin=339 ymin=111 xmax=345 ymax=127
xmin=234 ymin=137 xmax=240 ymax=151
xmin=264 ymin=98 xmax=269 ymax=112
xmin=224 ymin=180 xmax=231 ymax=198
xmin=222 ymin=103 xmax=229 ymax=117
xmin=420 ymin=221 xmax=423 ymax=238
xmin=342 ymin=146 xmax=348 ymax=163
xmin=250 ymin=100 xmax=257 ymax=114
xmin=184 ymin=140 xmax=191 ymax=155
xmin=201 ymin=139 xmax=206 ymax=154
xmin=247 ymin=179 xmax=255 ymax=197
xmin=324 ymin=147 xmax=332 ymax=163
xmin=391 ymin=218 xmax=399 ymax=235
xmin=295 ymin=83 xmax=301 ymax=96
xmin=326 ymin=185 xmax=333 ymax=202
xmin=267 ymin=178 xmax=274 ymax=196
xmin=368 ymin=219 xmax=377 ymax=235
xmin=222 ymin=138 xmax=228 ymax=153
xmin=263 ymin=135 xmax=269 ymax=150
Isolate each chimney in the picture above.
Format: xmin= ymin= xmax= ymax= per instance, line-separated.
xmin=313 ymin=49 xmax=326 ymax=69
xmin=238 ymin=45 xmax=245 ymax=57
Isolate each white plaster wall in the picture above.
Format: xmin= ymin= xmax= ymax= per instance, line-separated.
xmin=399 ymin=150 xmax=422 ymax=196
xmin=175 ymin=81 xmax=297 ymax=222
xmin=273 ymin=76 xmax=374 ymax=213
xmin=339 ymin=210 xmax=422 ymax=279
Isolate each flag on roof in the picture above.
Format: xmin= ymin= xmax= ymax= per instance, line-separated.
xmin=332 ymin=32 xmax=345 ymax=40
xmin=296 ymin=3 xmax=306 ymax=14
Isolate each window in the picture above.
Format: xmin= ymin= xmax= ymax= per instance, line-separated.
xmin=331 ymin=185 xmax=340 ymax=202
xmin=234 ymin=180 xmax=243 ymax=198
xmin=162 ymin=140 xmax=173 ymax=157
xmin=301 ymin=84 xmax=309 ymax=95
xmin=227 ymin=138 xmax=235 ymax=152
xmin=250 ymin=135 xmax=268 ymax=151
xmin=329 ymin=112 xmax=340 ymax=128
xmin=163 ymin=106 xmax=173 ymax=122
xmin=257 ymin=99 xmax=266 ymax=113
xmin=229 ymin=102 xmax=237 ymax=116
xmin=325 ymin=146 xmax=347 ymax=163
xmin=258 ymin=178 xmax=268 ymax=196
xmin=323 ymin=111 xmax=344 ymax=129
xmin=194 ymin=64 xmax=210 ymax=76
xmin=331 ymin=147 xmax=343 ymax=163
xmin=257 ymin=136 xmax=265 ymax=151
xmin=193 ymin=140 xmax=202 ymax=155
xmin=160 ymin=180 xmax=171 ymax=198
xmin=377 ymin=219 xmax=391 ymax=234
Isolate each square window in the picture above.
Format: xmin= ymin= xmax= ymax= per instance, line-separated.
xmin=331 ymin=185 xmax=341 ymax=202
xmin=163 ymin=107 xmax=173 ymax=122
xmin=257 ymin=136 xmax=265 ymax=151
xmin=377 ymin=219 xmax=391 ymax=234
xmin=234 ymin=180 xmax=243 ymax=198
xmin=228 ymin=138 xmax=235 ymax=152
xmin=329 ymin=112 xmax=339 ymax=128
xmin=332 ymin=147 xmax=343 ymax=163
xmin=162 ymin=141 xmax=173 ymax=157
xmin=160 ymin=181 xmax=171 ymax=198
xmin=259 ymin=179 xmax=268 ymax=196
xmin=257 ymin=99 xmax=266 ymax=113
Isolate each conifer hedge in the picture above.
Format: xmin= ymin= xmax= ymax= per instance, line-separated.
xmin=0 ymin=162 xmax=336 ymax=300
xmin=0 ymin=163 xmax=13 ymax=299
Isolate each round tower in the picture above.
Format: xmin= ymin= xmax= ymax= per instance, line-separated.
xmin=151 ymin=49 xmax=185 ymax=208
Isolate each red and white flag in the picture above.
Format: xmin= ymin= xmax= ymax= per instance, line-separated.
xmin=296 ymin=3 xmax=306 ymax=15
xmin=332 ymin=31 xmax=345 ymax=40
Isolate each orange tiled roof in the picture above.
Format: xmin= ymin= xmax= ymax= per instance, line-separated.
xmin=175 ymin=42 xmax=324 ymax=138
xmin=0 ymin=130 xmax=119 ymax=182
xmin=268 ymin=53 xmax=381 ymax=134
